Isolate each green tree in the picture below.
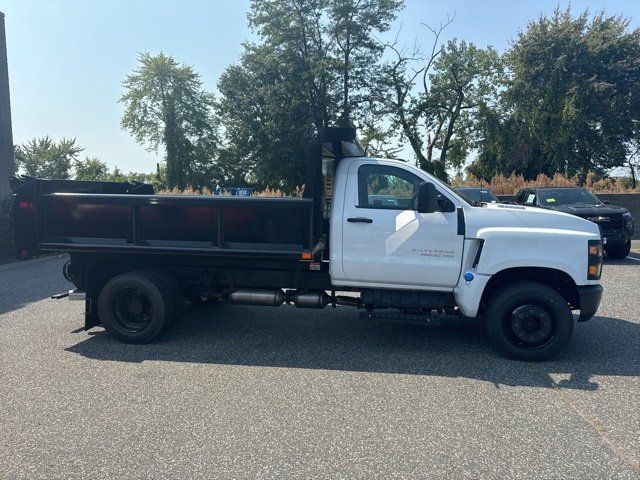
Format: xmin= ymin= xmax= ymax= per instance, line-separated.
xmin=217 ymin=45 xmax=314 ymax=192
xmin=15 ymin=137 xmax=83 ymax=179
xmin=358 ymin=99 xmax=402 ymax=158
xmin=74 ymin=156 xmax=153 ymax=184
xmin=217 ymin=0 xmax=403 ymax=192
xmin=467 ymin=105 xmax=543 ymax=180
xmin=74 ymin=156 xmax=109 ymax=181
xmin=120 ymin=52 xmax=218 ymax=189
xmin=472 ymin=8 xmax=640 ymax=180
xmin=428 ymin=40 xmax=502 ymax=174
xmin=328 ymin=0 xmax=403 ymax=125
xmin=384 ymin=26 xmax=502 ymax=180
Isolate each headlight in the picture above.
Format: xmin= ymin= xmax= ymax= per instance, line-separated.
xmin=623 ymin=212 xmax=634 ymax=233
xmin=588 ymin=239 xmax=603 ymax=280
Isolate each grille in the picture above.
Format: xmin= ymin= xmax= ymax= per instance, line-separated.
xmin=581 ymin=213 xmax=623 ymax=231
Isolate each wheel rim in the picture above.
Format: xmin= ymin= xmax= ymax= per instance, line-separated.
xmin=111 ymin=288 xmax=154 ymax=333
xmin=504 ymin=303 xmax=556 ymax=349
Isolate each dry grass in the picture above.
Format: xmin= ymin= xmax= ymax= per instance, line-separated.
xmin=158 ymin=173 xmax=639 ymax=197
xmin=452 ymin=173 xmax=640 ymax=195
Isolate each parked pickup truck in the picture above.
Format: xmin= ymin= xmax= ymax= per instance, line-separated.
xmin=515 ymin=186 xmax=635 ymax=259
xmin=11 ymin=128 xmax=604 ymax=360
xmin=454 ymin=187 xmax=500 ymax=205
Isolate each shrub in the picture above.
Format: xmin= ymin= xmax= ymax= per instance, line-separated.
xmin=455 ymin=172 xmax=640 ymax=195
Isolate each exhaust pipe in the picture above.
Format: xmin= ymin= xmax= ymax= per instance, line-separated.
xmin=229 ymin=289 xmax=285 ymax=307
xmin=228 ymin=289 xmax=332 ymax=309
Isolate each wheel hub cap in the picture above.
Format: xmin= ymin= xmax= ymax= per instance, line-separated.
xmin=510 ymin=305 xmax=553 ymax=345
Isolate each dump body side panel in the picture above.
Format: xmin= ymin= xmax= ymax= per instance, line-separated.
xmin=12 ymin=177 xmax=314 ymax=260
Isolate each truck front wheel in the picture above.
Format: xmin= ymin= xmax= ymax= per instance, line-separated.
xmin=98 ymin=271 xmax=176 ymax=343
xmin=604 ymin=240 xmax=631 ymax=259
xmin=485 ymin=281 xmax=574 ymax=361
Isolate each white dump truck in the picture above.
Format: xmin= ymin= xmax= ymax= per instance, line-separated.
xmin=11 ymin=128 xmax=603 ymax=360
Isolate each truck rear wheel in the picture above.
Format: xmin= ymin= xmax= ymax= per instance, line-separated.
xmin=485 ymin=281 xmax=573 ymax=361
xmin=98 ymin=271 xmax=176 ymax=343
xmin=604 ymin=240 xmax=631 ymax=259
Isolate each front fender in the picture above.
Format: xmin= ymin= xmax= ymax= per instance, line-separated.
xmin=475 ymin=227 xmax=596 ymax=285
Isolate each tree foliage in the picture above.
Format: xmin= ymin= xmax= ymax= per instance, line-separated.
xmin=74 ymin=156 xmax=109 ymax=181
xmin=15 ymin=137 xmax=83 ymax=179
xmin=384 ymin=21 xmax=503 ymax=181
xmin=217 ymin=44 xmax=314 ymax=193
xmin=216 ymin=0 xmax=403 ymax=193
xmin=14 ymin=137 xmax=159 ymax=187
xmin=22 ymin=5 xmax=639 ymax=196
xmin=120 ymin=52 xmax=218 ymax=189
xmin=328 ymin=0 xmax=404 ymax=125
xmin=428 ymin=41 xmax=502 ymax=172
xmin=470 ymin=8 xmax=640 ymax=180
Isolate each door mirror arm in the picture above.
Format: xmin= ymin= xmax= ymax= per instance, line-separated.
xmin=417 ymin=182 xmax=439 ymax=213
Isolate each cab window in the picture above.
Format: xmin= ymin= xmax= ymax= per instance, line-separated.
xmin=357 ymin=164 xmax=455 ymax=212
xmin=358 ymin=164 xmax=420 ymax=210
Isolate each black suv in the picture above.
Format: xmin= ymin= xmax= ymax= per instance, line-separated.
xmin=515 ymin=186 xmax=635 ymax=259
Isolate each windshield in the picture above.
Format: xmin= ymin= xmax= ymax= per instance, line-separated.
xmin=456 ymin=188 xmax=499 ymax=204
xmin=538 ymin=188 xmax=600 ymax=206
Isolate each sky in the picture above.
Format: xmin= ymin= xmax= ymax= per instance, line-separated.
xmin=1 ymin=0 xmax=639 ymax=173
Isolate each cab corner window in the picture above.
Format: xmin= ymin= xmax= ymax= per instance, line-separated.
xmin=357 ymin=164 xmax=422 ymax=210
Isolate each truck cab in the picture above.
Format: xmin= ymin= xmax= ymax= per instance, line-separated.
xmin=11 ymin=128 xmax=604 ymax=360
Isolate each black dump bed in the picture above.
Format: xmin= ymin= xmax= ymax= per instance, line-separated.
xmin=10 ymin=128 xmax=363 ymax=261
xmin=10 ymin=177 xmax=313 ymax=260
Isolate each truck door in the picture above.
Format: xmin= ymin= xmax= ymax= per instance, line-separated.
xmin=340 ymin=161 xmax=464 ymax=289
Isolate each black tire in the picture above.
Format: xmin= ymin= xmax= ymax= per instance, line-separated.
xmin=98 ymin=271 xmax=173 ymax=343
xmin=604 ymin=240 xmax=631 ymax=260
xmin=485 ymin=281 xmax=574 ymax=361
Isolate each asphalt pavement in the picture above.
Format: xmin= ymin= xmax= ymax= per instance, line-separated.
xmin=0 ymin=254 xmax=638 ymax=479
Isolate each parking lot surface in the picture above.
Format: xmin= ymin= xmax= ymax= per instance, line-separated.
xmin=0 ymin=253 xmax=639 ymax=479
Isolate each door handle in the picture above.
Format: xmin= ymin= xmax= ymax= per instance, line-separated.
xmin=347 ymin=217 xmax=373 ymax=224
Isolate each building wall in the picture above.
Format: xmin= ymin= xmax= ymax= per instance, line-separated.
xmin=0 ymin=11 xmax=14 ymax=199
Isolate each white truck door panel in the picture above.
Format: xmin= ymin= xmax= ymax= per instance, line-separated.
xmin=341 ymin=161 xmax=464 ymax=288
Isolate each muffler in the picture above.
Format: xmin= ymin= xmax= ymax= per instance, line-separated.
xmin=229 ymin=289 xmax=285 ymax=307
xmin=228 ymin=289 xmax=331 ymax=309
xmin=293 ymin=291 xmax=330 ymax=309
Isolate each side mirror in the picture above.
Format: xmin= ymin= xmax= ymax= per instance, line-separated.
xmin=602 ymin=200 xmax=610 ymax=204
xmin=417 ymin=182 xmax=439 ymax=213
